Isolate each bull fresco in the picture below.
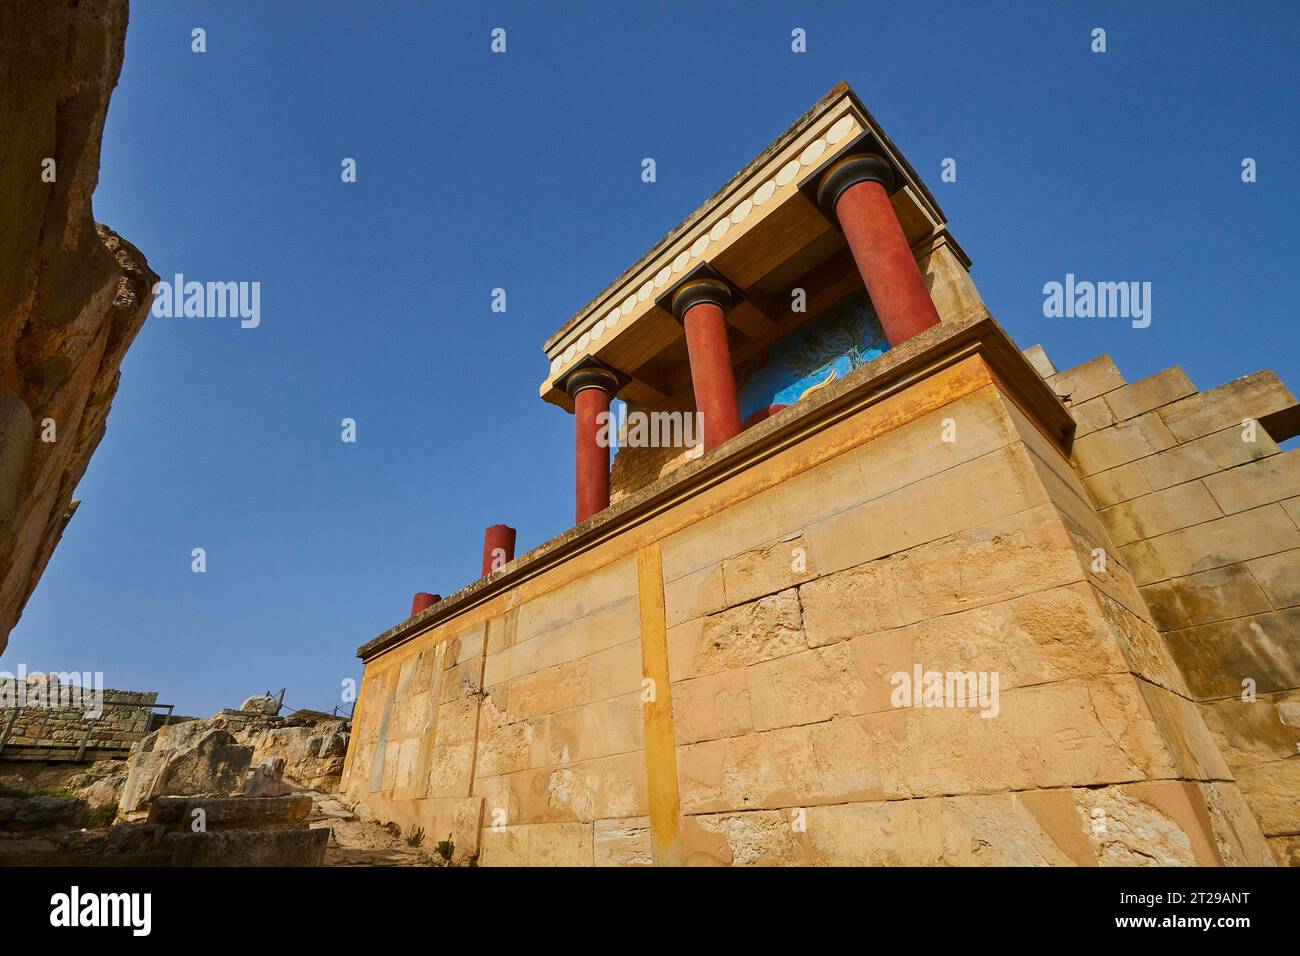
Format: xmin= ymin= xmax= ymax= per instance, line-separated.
xmin=735 ymin=289 xmax=889 ymax=427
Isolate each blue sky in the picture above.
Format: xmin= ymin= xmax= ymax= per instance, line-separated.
xmin=8 ymin=1 xmax=1298 ymax=717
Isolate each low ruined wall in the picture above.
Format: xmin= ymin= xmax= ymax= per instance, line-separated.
xmin=1031 ymin=348 xmax=1300 ymax=866
xmin=0 ymin=678 xmax=157 ymax=748
xmin=344 ymin=329 xmax=1273 ymax=866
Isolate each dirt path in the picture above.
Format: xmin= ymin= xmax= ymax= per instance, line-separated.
xmin=307 ymin=788 xmax=433 ymax=866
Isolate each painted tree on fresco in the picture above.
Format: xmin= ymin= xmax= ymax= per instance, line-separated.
xmin=786 ymin=291 xmax=887 ymax=379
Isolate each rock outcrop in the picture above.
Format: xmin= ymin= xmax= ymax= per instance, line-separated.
xmin=119 ymin=725 xmax=253 ymax=816
xmin=0 ymin=0 xmax=156 ymax=650
xmin=244 ymin=756 xmax=294 ymax=797
xmin=117 ymin=698 xmax=351 ymax=819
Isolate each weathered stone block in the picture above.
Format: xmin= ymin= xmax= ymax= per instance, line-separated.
xmin=799 ymin=560 xmax=902 ymax=647
xmin=663 ymin=562 xmax=726 ymax=628
xmin=426 ymin=740 xmax=475 ymax=797
xmin=671 ymin=667 xmax=752 ymax=744
xmin=1285 ymin=496 xmax=1300 ymax=526
xmin=1138 ymin=425 xmax=1278 ymax=491
xmin=1197 ymin=781 xmax=1278 ymax=866
xmin=480 ymin=752 xmax=648 ymax=826
xmin=889 ymin=510 xmax=1084 ymax=623
xmin=1092 ymin=588 xmax=1190 ymax=695
xmin=1103 ymin=367 xmax=1196 ymax=422
xmin=1158 ymin=371 xmax=1296 ymax=443
xmin=119 ymin=728 xmax=252 ymax=814
xmin=478 ymin=820 xmax=529 ymax=865
xmin=1164 ymin=607 xmax=1300 ymax=699
xmin=448 ymin=621 xmax=486 ymax=664
xmin=0 ymin=796 xmax=87 ymax=832
xmin=1051 ymin=355 xmax=1125 ymax=404
xmin=676 ymin=673 xmax=1186 ymax=816
xmin=1268 ymin=835 xmax=1300 ymax=866
xmin=514 ymin=556 xmax=638 ymax=644
xmin=484 ymin=595 xmax=638 ymax=688
xmin=435 ymin=695 xmax=478 ymax=746
xmin=1248 ymin=550 xmax=1300 ymax=608
xmin=474 ymin=695 xmax=538 ymax=778
xmin=1100 ymin=480 xmax=1221 ymax=547
xmin=677 ymin=779 xmax=1270 ymax=866
xmin=803 ymin=384 xmax=1019 ymax=516
xmin=1072 ymin=413 xmax=1177 ymax=477
xmin=1199 ymin=689 xmax=1300 ymax=768
xmin=1232 ymin=760 xmax=1300 ymax=836
xmin=244 ymin=756 xmax=293 ymax=797
xmin=806 ymin=443 xmax=1047 ymax=577
xmin=1082 ymin=461 xmax=1154 ymax=508
xmin=594 ymin=816 xmax=652 ymax=866
xmin=528 ymin=821 xmax=596 ymax=866
xmin=747 ymin=643 xmax=873 ymax=731
xmin=504 ymin=655 xmax=591 ymax=722
xmin=542 ymin=692 xmax=643 ymax=766
xmin=721 ymin=532 xmax=818 ymax=607
xmin=239 ymin=694 xmax=281 ymax=715
xmin=852 ymin=584 xmax=1134 ymax=701
xmin=1070 ymin=396 xmax=1116 ymax=436
xmin=669 ymin=588 xmax=805 ymax=681
xmin=999 ymin=675 xmax=1183 ymax=788
xmin=1022 ymin=344 xmax=1056 ymax=379
xmin=165 ymin=825 xmax=329 ymax=866
xmin=661 ymin=487 xmax=790 ymax=583
xmin=1135 ymin=680 xmax=1232 ymax=781
xmin=1140 ymin=563 xmax=1272 ymax=631
xmin=1119 ymin=504 xmax=1300 ymax=586
xmin=146 ymin=794 xmax=313 ymax=830
xmin=1203 ymin=450 xmax=1300 ymax=514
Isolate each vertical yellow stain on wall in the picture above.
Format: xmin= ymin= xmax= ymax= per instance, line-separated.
xmin=636 ymin=541 xmax=683 ymax=866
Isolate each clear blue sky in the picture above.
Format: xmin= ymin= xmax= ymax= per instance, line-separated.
xmin=8 ymin=1 xmax=1298 ymax=717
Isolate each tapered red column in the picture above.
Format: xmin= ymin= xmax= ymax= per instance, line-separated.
xmin=818 ymin=153 xmax=941 ymax=345
xmin=481 ymin=523 xmax=516 ymax=576
xmin=573 ymin=386 xmax=611 ymax=522
xmin=410 ymin=592 xmax=440 ymax=616
xmin=671 ymin=279 xmax=742 ymax=451
xmin=560 ymin=359 xmax=625 ymax=524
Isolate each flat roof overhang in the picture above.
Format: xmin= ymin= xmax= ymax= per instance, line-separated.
xmin=537 ymin=81 xmax=965 ymax=412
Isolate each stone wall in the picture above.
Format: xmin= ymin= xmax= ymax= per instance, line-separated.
xmin=0 ymin=676 xmax=157 ymax=748
xmin=1027 ymin=347 xmax=1300 ymax=866
xmin=0 ymin=0 xmax=156 ymax=650
xmin=345 ymin=324 xmax=1275 ymax=866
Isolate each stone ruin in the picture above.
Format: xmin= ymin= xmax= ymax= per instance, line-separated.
xmin=0 ymin=693 xmax=350 ymax=866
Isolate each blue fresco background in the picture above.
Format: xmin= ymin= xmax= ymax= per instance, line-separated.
xmin=737 ymin=290 xmax=889 ymax=424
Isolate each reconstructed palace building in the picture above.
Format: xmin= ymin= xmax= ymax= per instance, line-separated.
xmin=341 ymin=83 xmax=1299 ymax=866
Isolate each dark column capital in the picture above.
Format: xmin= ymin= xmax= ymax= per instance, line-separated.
xmin=815 ymin=152 xmax=896 ymax=221
xmin=658 ymin=263 xmax=739 ymax=323
xmin=556 ymin=356 xmax=629 ymax=401
xmin=671 ymin=278 xmax=733 ymax=321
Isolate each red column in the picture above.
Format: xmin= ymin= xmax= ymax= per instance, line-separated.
xmin=673 ymin=280 xmax=742 ymax=451
xmin=560 ymin=359 xmax=624 ymax=525
xmin=819 ymin=154 xmax=940 ymax=346
xmin=481 ymin=523 xmax=517 ymax=576
xmin=410 ymin=592 xmax=440 ymax=616
xmin=573 ymin=384 xmax=612 ymax=523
